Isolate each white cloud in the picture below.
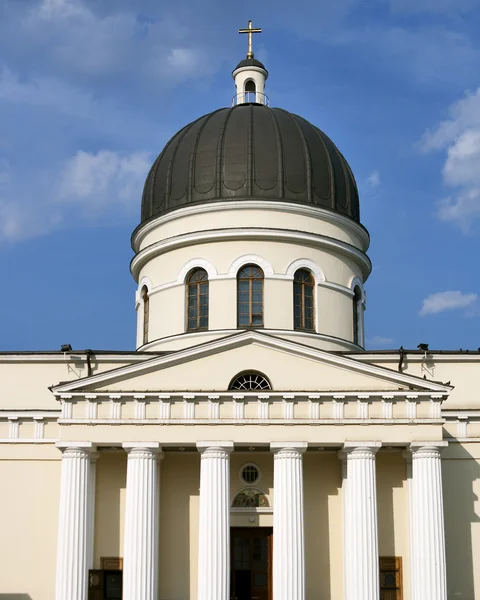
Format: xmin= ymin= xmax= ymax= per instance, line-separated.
xmin=419 ymin=291 xmax=478 ymax=316
xmin=368 ymin=335 xmax=395 ymax=346
xmin=0 ymin=149 xmax=150 ymax=243
xmin=367 ymin=170 xmax=381 ymax=188
xmin=36 ymin=0 xmax=90 ymax=20
xmin=420 ymin=88 xmax=480 ymax=230
xmin=58 ymin=150 xmax=151 ymax=213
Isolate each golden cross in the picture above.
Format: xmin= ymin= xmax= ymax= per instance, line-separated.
xmin=238 ymin=20 xmax=262 ymax=59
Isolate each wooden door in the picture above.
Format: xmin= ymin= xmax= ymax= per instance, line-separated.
xmin=231 ymin=527 xmax=272 ymax=600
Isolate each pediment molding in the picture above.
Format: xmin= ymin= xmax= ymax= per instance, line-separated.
xmin=51 ymin=331 xmax=452 ymax=396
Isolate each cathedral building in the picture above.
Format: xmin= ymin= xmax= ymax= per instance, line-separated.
xmin=1 ymin=21 xmax=479 ymax=600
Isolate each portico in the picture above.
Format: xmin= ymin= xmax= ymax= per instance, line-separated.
xmin=55 ymin=434 xmax=448 ymax=600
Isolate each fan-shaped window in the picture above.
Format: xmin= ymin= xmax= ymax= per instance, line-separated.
xmin=141 ymin=286 xmax=149 ymax=345
xmin=353 ymin=286 xmax=363 ymax=346
xmin=232 ymin=488 xmax=270 ymax=508
xmin=294 ymin=269 xmax=315 ymax=331
xmin=187 ymin=268 xmax=209 ymax=331
xmin=229 ymin=372 xmax=271 ymax=391
xmin=237 ymin=265 xmax=264 ymax=327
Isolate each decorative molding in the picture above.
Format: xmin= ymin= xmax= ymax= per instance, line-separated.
xmin=131 ymin=200 xmax=371 ymax=252
xmin=285 ymin=258 xmax=326 ymax=282
xmin=177 ymin=257 xmax=218 ymax=283
xmin=52 ymin=331 xmax=451 ymax=395
xmin=130 ymin=227 xmax=372 ymax=281
xmin=227 ymin=253 xmax=274 ymax=277
xmin=139 ymin=327 xmax=361 ymax=352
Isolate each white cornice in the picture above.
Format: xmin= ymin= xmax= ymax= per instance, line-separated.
xmin=0 ymin=353 xmax=149 ymax=363
xmin=352 ymin=353 xmax=480 ymax=363
xmin=131 ymin=200 xmax=370 ymax=252
xmin=130 ymin=227 xmax=372 ymax=280
xmin=139 ymin=328 xmax=361 ymax=352
xmin=51 ymin=330 xmax=451 ymax=394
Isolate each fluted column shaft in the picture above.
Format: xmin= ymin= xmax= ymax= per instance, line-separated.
xmin=123 ymin=443 xmax=162 ymax=600
xmin=55 ymin=442 xmax=95 ymax=600
xmin=197 ymin=441 xmax=233 ymax=600
xmin=409 ymin=443 xmax=447 ymax=600
xmin=341 ymin=442 xmax=381 ymax=600
xmin=271 ymin=442 xmax=307 ymax=600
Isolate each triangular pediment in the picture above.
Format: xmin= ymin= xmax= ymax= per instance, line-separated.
xmin=52 ymin=332 xmax=451 ymax=396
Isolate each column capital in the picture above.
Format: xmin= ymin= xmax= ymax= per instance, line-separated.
xmin=56 ymin=441 xmax=96 ymax=456
xmin=410 ymin=441 xmax=448 ymax=458
xmin=270 ymin=441 xmax=308 ymax=457
xmin=122 ymin=442 xmax=163 ymax=458
xmin=197 ymin=441 xmax=234 ymax=457
xmin=341 ymin=441 xmax=381 ymax=460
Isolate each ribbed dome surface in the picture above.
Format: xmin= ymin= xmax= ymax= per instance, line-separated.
xmin=141 ymin=105 xmax=360 ymax=224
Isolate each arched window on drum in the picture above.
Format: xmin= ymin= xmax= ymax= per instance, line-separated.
xmin=237 ymin=265 xmax=264 ymax=328
xmin=293 ymin=269 xmax=315 ymax=331
xmin=353 ymin=286 xmax=363 ymax=346
xmin=141 ymin=286 xmax=149 ymax=345
xmin=186 ymin=268 xmax=209 ymax=331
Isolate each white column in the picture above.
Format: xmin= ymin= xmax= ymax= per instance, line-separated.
xmin=271 ymin=441 xmax=307 ymax=600
xmin=55 ymin=442 xmax=95 ymax=600
xmin=341 ymin=442 xmax=381 ymax=600
xmin=197 ymin=441 xmax=234 ymax=600
xmin=409 ymin=442 xmax=448 ymax=600
xmin=87 ymin=452 xmax=98 ymax=570
xmin=122 ymin=442 xmax=162 ymax=600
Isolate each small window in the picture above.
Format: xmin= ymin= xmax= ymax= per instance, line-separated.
xmin=240 ymin=464 xmax=260 ymax=485
xmin=141 ymin=286 xmax=149 ymax=345
xmin=232 ymin=488 xmax=270 ymax=508
xmin=294 ymin=269 xmax=315 ymax=331
xmin=237 ymin=265 xmax=264 ymax=327
xmin=353 ymin=286 xmax=362 ymax=345
xmin=245 ymin=80 xmax=256 ymax=93
xmin=187 ymin=268 xmax=209 ymax=331
xmin=229 ymin=372 xmax=271 ymax=391
xmin=379 ymin=557 xmax=402 ymax=600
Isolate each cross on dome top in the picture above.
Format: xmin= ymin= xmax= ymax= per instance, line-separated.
xmin=238 ymin=20 xmax=262 ymax=59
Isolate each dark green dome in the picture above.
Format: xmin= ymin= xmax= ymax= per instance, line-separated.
xmin=140 ymin=104 xmax=360 ymax=224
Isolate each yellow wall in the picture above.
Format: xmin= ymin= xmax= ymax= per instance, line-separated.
xmin=443 ymin=442 xmax=480 ymax=599
xmin=0 ymin=445 xmax=60 ymax=599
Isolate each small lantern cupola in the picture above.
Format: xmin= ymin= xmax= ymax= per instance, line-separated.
xmin=232 ymin=20 xmax=269 ymax=106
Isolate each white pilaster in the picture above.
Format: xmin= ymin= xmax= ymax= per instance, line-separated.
xmin=341 ymin=442 xmax=381 ymax=600
xmin=271 ymin=441 xmax=307 ymax=600
xmin=55 ymin=442 xmax=95 ymax=600
xmin=409 ymin=442 xmax=448 ymax=600
xmin=122 ymin=443 xmax=162 ymax=600
xmin=197 ymin=441 xmax=234 ymax=600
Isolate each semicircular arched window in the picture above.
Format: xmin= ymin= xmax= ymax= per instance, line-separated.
xmin=229 ymin=372 xmax=271 ymax=391
xmin=237 ymin=264 xmax=264 ymax=328
xmin=353 ymin=285 xmax=363 ymax=346
xmin=186 ymin=268 xmax=209 ymax=331
xmin=293 ymin=269 xmax=315 ymax=331
xmin=231 ymin=488 xmax=270 ymax=508
xmin=141 ymin=286 xmax=149 ymax=345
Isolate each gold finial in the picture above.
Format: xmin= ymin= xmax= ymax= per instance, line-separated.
xmin=238 ymin=20 xmax=262 ymax=59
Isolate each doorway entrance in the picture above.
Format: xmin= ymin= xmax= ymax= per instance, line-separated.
xmin=230 ymin=527 xmax=273 ymax=600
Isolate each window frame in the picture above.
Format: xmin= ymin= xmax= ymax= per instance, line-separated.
xmin=237 ymin=264 xmax=264 ymax=328
xmin=141 ymin=286 xmax=149 ymax=345
xmin=186 ymin=268 xmax=209 ymax=332
xmin=293 ymin=269 xmax=315 ymax=332
xmin=353 ymin=285 xmax=363 ymax=346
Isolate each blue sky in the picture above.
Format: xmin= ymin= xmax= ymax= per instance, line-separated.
xmin=1 ymin=0 xmax=479 ymax=351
